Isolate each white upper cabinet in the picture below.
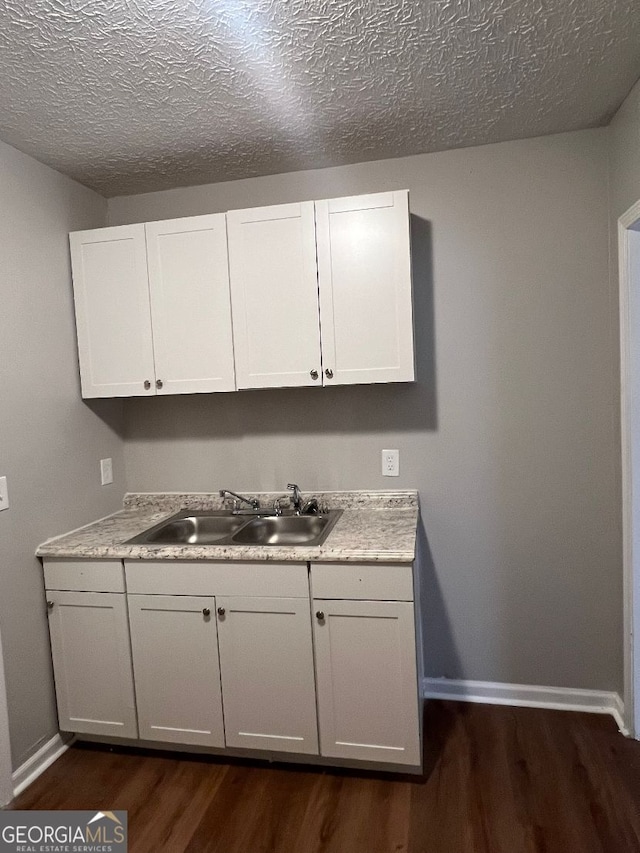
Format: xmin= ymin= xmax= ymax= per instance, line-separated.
xmin=226 ymin=202 xmax=322 ymax=389
xmin=70 ymin=225 xmax=156 ymax=398
xmin=70 ymin=191 xmax=415 ymax=397
xmin=145 ymin=215 xmax=236 ymax=395
xmin=315 ymin=190 xmax=415 ymax=385
xmin=227 ymin=191 xmax=414 ymax=390
xmin=70 ymin=214 xmax=235 ymax=398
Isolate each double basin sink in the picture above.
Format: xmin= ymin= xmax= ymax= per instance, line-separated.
xmin=126 ymin=509 xmax=343 ymax=548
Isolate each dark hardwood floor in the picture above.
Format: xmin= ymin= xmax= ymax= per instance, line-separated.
xmin=8 ymin=701 xmax=640 ymax=853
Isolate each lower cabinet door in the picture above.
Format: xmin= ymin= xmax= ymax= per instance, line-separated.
xmin=127 ymin=594 xmax=225 ymax=747
xmin=216 ymin=596 xmax=319 ymax=754
xmin=46 ymin=591 xmax=137 ymax=738
xmin=313 ymin=599 xmax=421 ymax=766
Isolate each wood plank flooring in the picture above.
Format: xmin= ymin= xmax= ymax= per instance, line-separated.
xmin=8 ymin=701 xmax=640 ymax=853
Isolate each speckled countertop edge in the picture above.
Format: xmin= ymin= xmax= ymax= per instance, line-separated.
xmin=36 ymin=491 xmax=419 ymax=563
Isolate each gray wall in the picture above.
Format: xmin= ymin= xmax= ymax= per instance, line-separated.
xmin=109 ymin=128 xmax=622 ymax=694
xmin=610 ymin=78 xmax=640 ymax=221
xmin=0 ymin=140 xmax=124 ymax=769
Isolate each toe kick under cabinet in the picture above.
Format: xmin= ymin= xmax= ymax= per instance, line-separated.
xmin=43 ymin=557 xmax=422 ymax=771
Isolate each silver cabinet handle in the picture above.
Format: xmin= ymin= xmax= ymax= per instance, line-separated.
xmin=217 ymin=607 xmax=226 ymax=617
xmin=325 ymin=368 xmax=334 ymax=379
xmin=143 ymin=379 xmax=151 ymax=390
xmin=47 ymin=601 xmax=54 ymax=610
xmin=310 ymin=369 xmax=319 ymax=380
xmin=202 ymin=608 xmax=210 ymax=617
xmin=316 ymin=610 xmax=325 ymax=621
xmin=156 ymin=379 xmax=163 ymax=389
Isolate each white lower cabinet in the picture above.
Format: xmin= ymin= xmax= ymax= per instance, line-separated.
xmin=46 ymin=590 xmax=137 ymax=739
xmin=216 ymin=596 xmax=318 ymax=754
xmin=44 ymin=557 xmax=421 ymax=771
xmin=312 ymin=599 xmax=421 ymax=766
xmin=127 ymin=594 xmax=225 ymax=748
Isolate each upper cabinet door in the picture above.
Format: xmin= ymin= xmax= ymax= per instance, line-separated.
xmin=315 ymin=191 xmax=415 ymax=385
xmin=227 ymin=202 xmax=322 ymax=389
xmin=70 ymin=224 xmax=156 ymax=398
xmin=145 ymin=215 xmax=236 ymax=395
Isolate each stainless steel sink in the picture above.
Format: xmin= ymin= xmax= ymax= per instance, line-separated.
xmin=231 ymin=512 xmax=341 ymax=546
xmin=126 ymin=509 xmax=342 ymax=547
xmin=126 ymin=511 xmax=247 ymax=545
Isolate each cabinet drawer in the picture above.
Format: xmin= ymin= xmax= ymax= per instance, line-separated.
xmin=43 ymin=559 xmax=125 ymax=593
xmin=310 ymin=563 xmax=413 ymax=601
xmin=125 ymin=560 xmax=309 ymax=597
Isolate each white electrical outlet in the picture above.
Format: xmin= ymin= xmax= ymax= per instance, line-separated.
xmin=0 ymin=476 xmax=8 ymax=511
xmin=100 ymin=458 xmax=113 ymax=486
xmin=382 ymin=449 xmax=400 ymax=477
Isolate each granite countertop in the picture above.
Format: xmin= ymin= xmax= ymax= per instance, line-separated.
xmin=36 ymin=490 xmax=419 ymax=563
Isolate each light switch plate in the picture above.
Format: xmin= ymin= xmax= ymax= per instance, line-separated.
xmin=100 ymin=458 xmax=113 ymax=486
xmin=0 ymin=476 xmax=8 ymax=511
xmin=382 ymin=449 xmax=400 ymax=477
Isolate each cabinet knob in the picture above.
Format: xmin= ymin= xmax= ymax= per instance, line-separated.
xmin=316 ymin=610 xmax=325 ymax=621
xmin=143 ymin=379 xmax=151 ymax=390
xmin=310 ymin=369 xmax=319 ymax=380
xmin=47 ymin=600 xmax=54 ymax=610
xmin=156 ymin=379 xmax=164 ymax=389
xmin=217 ymin=607 xmax=226 ymax=617
xmin=202 ymin=608 xmax=210 ymax=617
xmin=325 ymin=368 xmax=334 ymax=379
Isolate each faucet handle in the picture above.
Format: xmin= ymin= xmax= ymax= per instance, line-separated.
xmin=272 ymin=496 xmax=287 ymax=516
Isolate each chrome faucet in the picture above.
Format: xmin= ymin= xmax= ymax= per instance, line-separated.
xmin=219 ymin=489 xmax=260 ymax=514
xmin=287 ymin=483 xmax=303 ymax=513
xmin=287 ymin=483 xmax=320 ymax=515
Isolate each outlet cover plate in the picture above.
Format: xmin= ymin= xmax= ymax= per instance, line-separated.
xmin=0 ymin=476 xmax=8 ymax=511
xmin=382 ymin=449 xmax=400 ymax=477
xmin=100 ymin=458 xmax=113 ymax=486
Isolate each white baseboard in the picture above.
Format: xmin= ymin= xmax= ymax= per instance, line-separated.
xmin=423 ymin=678 xmax=628 ymax=735
xmin=12 ymin=733 xmax=73 ymax=798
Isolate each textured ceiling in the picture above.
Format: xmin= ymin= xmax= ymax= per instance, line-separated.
xmin=0 ymin=0 xmax=639 ymax=197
